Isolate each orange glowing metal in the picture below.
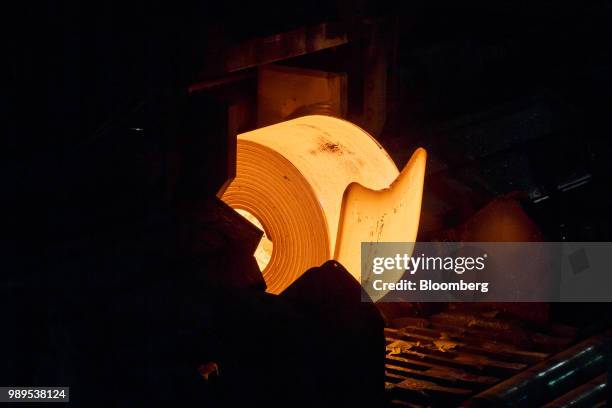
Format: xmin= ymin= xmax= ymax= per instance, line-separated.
xmin=220 ymin=115 xmax=426 ymax=295
xmin=335 ymin=147 xmax=427 ymax=284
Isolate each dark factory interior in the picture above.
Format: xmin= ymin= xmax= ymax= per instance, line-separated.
xmin=5 ymin=1 xmax=612 ymax=406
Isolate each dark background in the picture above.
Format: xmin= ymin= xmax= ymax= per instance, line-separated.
xmin=7 ymin=0 xmax=612 ymax=241
xmin=4 ymin=0 xmax=612 ymax=405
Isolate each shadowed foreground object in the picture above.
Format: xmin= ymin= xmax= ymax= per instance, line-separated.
xmin=220 ymin=115 xmax=426 ymax=294
xmin=200 ymin=260 xmax=385 ymax=406
xmin=280 ymin=260 xmax=386 ymax=407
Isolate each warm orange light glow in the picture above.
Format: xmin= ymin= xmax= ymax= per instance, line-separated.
xmin=235 ymin=208 xmax=273 ymax=271
xmin=335 ymin=148 xmax=426 ymax=301
xmin=220 ymin=115 xmax=426 ymax=295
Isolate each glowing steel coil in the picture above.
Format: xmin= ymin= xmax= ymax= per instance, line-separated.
xmin=220 ymin=115 xmax=426 ymax=295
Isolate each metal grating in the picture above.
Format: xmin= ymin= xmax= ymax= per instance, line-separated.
xmin=383 ymin=310 xmax=606 ymax=407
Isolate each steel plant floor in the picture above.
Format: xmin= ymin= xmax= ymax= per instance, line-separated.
xmin=383 ymin=309 xmax=607 ymax=407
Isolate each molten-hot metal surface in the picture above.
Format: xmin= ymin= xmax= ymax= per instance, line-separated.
xmin=220 ymin=115 xmax=425 ymax=294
